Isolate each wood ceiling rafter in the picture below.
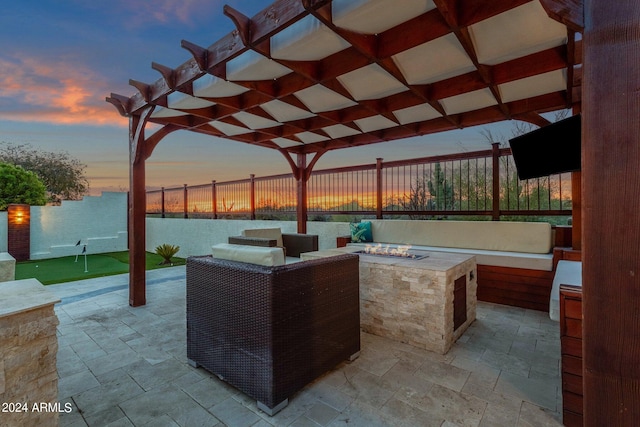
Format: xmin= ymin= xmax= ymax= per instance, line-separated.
xmin=539 ymin=0 xmax=583 ymax=105
xmin=377 ymin=9 xmax=451 ymax=58
xmin=456 ymin=0 xmax=533 ymax=26
xmin=432 ymin=0 xmax=510 ymax=119
xmin=304 ymin=2 xmax=452 ymax=127
xmin=197 ymin=3 xmax=416 ymax=149
xmin=193 ymin=4 xmax=360 ymax=148
xmin=109 ymin=0 xmax=582 ymax=156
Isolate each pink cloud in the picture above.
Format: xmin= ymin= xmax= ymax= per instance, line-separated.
xmin=0 ymin=55 xmax=127 ymax=127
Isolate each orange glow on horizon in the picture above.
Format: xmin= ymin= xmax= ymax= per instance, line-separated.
xmin=0 ymin=55 xmax=127 ymax=127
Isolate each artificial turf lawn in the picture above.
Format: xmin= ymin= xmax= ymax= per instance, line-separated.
xmin=15 ymin=251 xmax=186 ymax=285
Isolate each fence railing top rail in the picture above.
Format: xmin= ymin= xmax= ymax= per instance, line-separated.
xmin=380 ymin=148 xmax=505 ymax=168
xmin=150 ymin=147 xmax=516 ymax=191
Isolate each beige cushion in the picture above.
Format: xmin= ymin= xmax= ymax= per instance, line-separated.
xmin=212 ymin=243 xmax=285 ymax=266
xmin=300 ymin=249 xmax=356 ymax=261
xmin=369 ymin=220 xmax=552 ymax=254
xmin=242 ymin=228 xmax=283 ymax=247
xmin=347 ymin=242 xmax=554 ymax=271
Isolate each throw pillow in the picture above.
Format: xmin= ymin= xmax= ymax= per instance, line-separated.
xmin=350 ymin=221 xmax=373 ymax=243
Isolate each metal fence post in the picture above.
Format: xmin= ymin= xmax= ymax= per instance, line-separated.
xmin=492 ymin=143 xmax=500 ymax=221
xmin=376 ymin=158 xmax=383 ymax=219
xmin=161 ymin=187 xmax=165 ymax=218
xmin=211 ymin=180 xmax=217 ymax=219
xmin=250 ymin=174 xmax=256 ymax=220
xmin=183 ymin=184 xmax=188 ymax=219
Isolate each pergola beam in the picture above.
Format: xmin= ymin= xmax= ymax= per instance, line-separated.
xmin=540 ymin=0 xmax=584 ymax=32
xmin=456 ymin=0 xmax=533 ymax=26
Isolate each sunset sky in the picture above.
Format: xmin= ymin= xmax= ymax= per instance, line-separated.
xmin=0 ymin=0 xmax=517 ymax=195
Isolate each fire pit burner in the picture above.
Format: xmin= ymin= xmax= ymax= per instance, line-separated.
xmin=356 ymin=244 xmax=428 ymax=260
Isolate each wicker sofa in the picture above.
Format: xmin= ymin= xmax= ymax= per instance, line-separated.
xmin=186 ymin=252 xmax=360 ymax=415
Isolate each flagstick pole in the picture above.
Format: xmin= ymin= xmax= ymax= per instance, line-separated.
xmin=75 ymin=240 xmax=82 ymax=262
xmin=84 ymin=245 xmax=88 ymax=272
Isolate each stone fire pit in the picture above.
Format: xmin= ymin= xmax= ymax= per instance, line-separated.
xmin=302 ymin=248 xmax=477 ymax=354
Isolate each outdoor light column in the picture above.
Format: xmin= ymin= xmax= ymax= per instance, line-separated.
xmin=7 ymin=204 xmax=30 ymax=261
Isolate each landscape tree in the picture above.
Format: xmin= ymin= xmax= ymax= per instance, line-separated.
xmin=453 ymin=157 xmax=492 ymax=216
xmin=0 ymin=142 xmax=89 ymax=204
xmin=401 ymin=162 xmax=454 ymax=219
xmin=0 ymin=163 xmax=48 ymax=210
xmin=399 ymin=171 xmax=432 ymax=219
xmin=427 ymin=162 xmax=454 ymax=211
xmin=477 ymin=127 xmax=523 ymax=211
xmin=479 ymin=110 xmax=571 ymax=222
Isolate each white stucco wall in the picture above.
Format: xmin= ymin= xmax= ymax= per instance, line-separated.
xmin=1 ymin=192 xmax=351 ymax=260
xmin=146 ymin=218 xmax=351 ymax=257
xmin=29 ymin=192 xmax=128 ymax=260
xmin=307 ymin=221 xmax=351 ymax=250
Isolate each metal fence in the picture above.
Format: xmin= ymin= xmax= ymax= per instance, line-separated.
xmin=146 ymin=144 xmax=573 ymax=222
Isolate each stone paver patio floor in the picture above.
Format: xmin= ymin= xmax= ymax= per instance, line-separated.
xmin=49 ymin=266 xmax=563 ymax=426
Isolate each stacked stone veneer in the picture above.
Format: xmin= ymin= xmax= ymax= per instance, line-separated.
xmin=0 ymin=279 xmax=60 ymax=427
xmin=0 ymin=252 xmax=15 ymax=282
xmin=359 ymin=251 xmax=477 ymax=354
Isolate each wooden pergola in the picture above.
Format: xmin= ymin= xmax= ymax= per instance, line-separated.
xmin=107 ymin=1 xmax=639 ymax=424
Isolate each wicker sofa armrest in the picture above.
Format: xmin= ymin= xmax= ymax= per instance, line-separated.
xmin=282 ymin=233 xmax=318 ymax=257
xmin=228 ymin=235 xmax=278 ymax=247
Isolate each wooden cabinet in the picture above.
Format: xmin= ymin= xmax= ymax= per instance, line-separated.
xmin=336 ymin=235 xmax=351 ymax=248
xmin=560 ymin=284 xmax=583 ymax=426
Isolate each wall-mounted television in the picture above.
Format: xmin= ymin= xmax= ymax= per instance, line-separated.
xmin=508 ymin=114 xmax=581 ymax=180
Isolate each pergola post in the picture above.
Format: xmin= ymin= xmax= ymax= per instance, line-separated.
xmin=128 ymin=109 xmax=151 ymax=307
xmin=296 ymin=153 xmax=308 ymax=234
xmin=583 ymin=0 xmax=640 ymax=424
xmin=124 ymin=108 xmax=175 ymax=307
xmin=281 ymin=150 xmax=326 ymax=234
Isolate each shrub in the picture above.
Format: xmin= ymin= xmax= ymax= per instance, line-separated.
xmin=155 ymin=243 xmax=180 ymax=265
xmin=0 ymin=163 xmax=47 ymax=210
